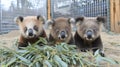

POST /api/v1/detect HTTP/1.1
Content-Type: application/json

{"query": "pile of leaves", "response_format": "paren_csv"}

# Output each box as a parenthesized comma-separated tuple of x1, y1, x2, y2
(0, 38, 119, 67)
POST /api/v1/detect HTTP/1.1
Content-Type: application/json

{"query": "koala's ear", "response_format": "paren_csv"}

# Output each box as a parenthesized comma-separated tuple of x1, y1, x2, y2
(37, 15, 46, 24)
(75, 16, 84, 24)
(14, 16, 24, 24)
(46, 19, 55, 25)
(96, 16, 106, 23)
(45, 19, 55, 29)
(68, 18, 75, 24)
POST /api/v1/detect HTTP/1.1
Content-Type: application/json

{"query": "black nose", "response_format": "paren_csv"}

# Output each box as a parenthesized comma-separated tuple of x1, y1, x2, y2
(87, 30, 92, 39)
(28, 29, 33, 36)
(61, 31, 66, 38)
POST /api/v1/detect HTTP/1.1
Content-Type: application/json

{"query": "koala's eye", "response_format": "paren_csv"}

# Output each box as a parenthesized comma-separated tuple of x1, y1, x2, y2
(93, 28, 97, 32)
(34, 25, 38, 31)
(55, 29, 59, 33)
(83, 28, 87, 33)
(24, 27, 27, 32)
(65, 27, 69, 31)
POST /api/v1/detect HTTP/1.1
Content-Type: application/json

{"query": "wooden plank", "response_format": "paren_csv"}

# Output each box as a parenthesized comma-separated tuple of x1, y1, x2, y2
(118, 0, 120, 33)
(114, 0, 120, 33)
(110, 0, 115, 32)
(47, 0, 51, 20)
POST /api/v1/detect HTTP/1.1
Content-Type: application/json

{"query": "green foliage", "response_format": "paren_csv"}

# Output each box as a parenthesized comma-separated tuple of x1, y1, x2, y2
(0, 37, 119, 67)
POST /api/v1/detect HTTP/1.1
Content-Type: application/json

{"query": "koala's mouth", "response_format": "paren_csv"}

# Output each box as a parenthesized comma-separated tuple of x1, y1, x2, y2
(84, 34, 94, 41)
(58, 36, 66, 41)
(27, 34, 37, 39)
(59, 37, 66, 41)
(85, 37, 93, 41)
(58, 35, 68, 41)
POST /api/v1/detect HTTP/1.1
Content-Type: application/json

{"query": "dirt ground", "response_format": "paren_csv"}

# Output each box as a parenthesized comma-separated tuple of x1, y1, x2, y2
(0, 30, 120, 62)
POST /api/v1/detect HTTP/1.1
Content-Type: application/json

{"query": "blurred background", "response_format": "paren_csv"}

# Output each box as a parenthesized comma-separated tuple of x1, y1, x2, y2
(0, 0, 119, 34)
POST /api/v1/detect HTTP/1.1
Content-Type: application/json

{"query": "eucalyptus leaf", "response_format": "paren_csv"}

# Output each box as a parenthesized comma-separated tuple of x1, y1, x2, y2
(44, 60, 52, 67)
(14, 53, 31, 65)
(0, 37, 119, 67)
(6, 57, 16, 67)
(54, 55, 68, 67)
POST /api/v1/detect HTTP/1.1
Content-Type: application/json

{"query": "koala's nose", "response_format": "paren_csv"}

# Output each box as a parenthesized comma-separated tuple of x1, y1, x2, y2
(61, 31, 66, 38)
(28, 29, 33, 36)
(86, 30, 92, 39)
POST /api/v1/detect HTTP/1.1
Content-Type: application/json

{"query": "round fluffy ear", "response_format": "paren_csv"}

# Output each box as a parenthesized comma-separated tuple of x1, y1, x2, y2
(14, 16, 24, 24)
(68, 18, 75, 24)
(37, 15, 46, 24)
(96, 16, 106, 23)
(75, 16, 84, 24)
(45, 19, 55, 29)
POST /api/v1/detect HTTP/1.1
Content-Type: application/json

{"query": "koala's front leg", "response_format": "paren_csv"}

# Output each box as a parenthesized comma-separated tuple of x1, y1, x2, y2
(18, 35, 28, 48)
(92, 36, 105, 57)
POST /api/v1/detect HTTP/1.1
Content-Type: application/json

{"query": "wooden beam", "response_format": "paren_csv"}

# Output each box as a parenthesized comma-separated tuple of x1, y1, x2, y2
(110, 0, 115, 32)
(115, 0, 120, 33)
(47, 0, 51, 20)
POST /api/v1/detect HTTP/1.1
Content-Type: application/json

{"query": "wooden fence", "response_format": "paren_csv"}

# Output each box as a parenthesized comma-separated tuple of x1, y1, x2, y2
(110, 0, 120, 33)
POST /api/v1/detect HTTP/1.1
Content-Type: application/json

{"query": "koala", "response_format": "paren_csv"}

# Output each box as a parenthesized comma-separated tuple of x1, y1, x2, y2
(46, 17, 75, 45)
(14, 15, 47, 48)
(74, 16, 106, 57)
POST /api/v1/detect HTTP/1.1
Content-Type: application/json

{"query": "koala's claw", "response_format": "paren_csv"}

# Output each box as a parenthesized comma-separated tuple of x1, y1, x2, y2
(81, 49, 90, 52)
(100, 52, 105, 57)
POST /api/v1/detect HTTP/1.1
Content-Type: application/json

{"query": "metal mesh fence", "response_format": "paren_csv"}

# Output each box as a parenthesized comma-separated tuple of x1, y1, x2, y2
(0, 0, 110, 34)
(51, 0, 110, 30)
(0, 0, 47, 34)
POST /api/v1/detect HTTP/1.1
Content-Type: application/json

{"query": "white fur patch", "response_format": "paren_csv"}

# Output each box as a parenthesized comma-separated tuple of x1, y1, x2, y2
(69, 18, 75, 23)
(22, 22, 42, 38)
(83, 34, 95, 41)
(45, 20, 54, 29)
(25, 22, 35, 37)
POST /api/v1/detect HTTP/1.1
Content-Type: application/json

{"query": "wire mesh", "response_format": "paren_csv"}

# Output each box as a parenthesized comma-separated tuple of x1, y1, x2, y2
(0, 0, 47, 34)
(0, 0, 110, 34)
(51, 0, 110, 30)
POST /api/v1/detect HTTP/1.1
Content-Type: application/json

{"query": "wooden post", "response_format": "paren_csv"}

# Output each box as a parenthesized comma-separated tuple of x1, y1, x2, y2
(110, 0, 120, 33)
(47, 0, 51, 20)
(115, 0, 120, 33)
(110, 0, 115, 32)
